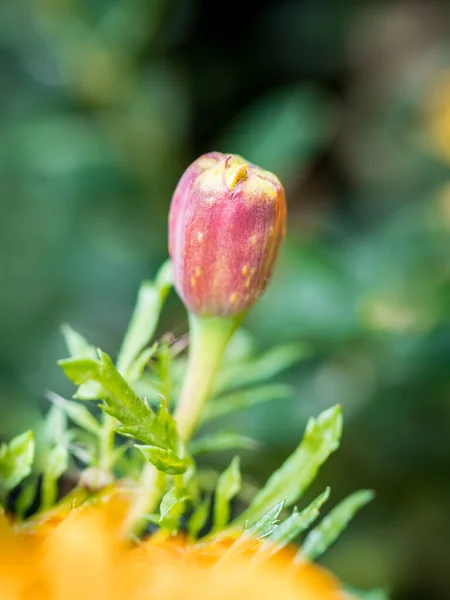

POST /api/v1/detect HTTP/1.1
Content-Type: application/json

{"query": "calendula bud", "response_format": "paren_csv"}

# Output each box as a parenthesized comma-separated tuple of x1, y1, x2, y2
(169, 152, 286, 317)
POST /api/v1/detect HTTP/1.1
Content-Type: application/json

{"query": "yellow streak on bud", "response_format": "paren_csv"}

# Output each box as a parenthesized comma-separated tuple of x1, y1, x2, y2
(195, 266, 201, 277)
(251, 234, 257, 245)
(190, 276, 196, 288)
(225, 162, 248, 191)
(229, 292, 239, 304)
(241, 265, 248, 276)
(197, 232, 204, 242)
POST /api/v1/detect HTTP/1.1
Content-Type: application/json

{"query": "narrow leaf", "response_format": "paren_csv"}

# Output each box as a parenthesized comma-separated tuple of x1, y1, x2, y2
(216, 501, 285, 565)
(159, 486, 189, 531)
(0, 431, 35, 495)
(126, 343, 158, 384)
(236, 405, 342, 526)
(214, 343, 309, 395)
(268, 487, 330, 548)
(190, 433, 258, 456)
(116, 261, 172, 376)
(47, 392, 100, 435)
(213, 456, 241, 531)
(203, 384, 291, 422)
(246, 500, 285, 540)
(302, 489, 375, 560)
(61, 324, 97, 359)
(188, 496, 211, 539)
(41, 444, 69, 509)
(136, 445, 187, 475)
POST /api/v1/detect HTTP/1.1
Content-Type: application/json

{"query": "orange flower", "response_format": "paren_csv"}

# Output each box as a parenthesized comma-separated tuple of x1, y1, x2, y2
(0, 498, 347, 600)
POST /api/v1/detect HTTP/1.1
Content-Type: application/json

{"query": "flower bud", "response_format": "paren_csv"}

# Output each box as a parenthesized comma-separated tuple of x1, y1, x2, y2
(169, 152, 286, 317)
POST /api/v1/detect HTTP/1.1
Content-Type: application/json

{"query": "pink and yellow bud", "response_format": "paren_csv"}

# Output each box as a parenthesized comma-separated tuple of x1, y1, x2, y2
(169, 152, 286, 317)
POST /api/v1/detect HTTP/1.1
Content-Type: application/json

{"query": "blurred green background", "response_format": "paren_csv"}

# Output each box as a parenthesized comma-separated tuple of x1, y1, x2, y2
(1, 1, 449, 598)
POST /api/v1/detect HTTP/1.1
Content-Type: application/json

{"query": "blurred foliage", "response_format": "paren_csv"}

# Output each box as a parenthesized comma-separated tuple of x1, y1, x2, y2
(0, 1, 449, 599)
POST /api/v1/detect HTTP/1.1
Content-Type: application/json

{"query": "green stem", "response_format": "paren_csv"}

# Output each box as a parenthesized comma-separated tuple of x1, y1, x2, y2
(174, 313, 243, 442)
(125, 312, 241, 537)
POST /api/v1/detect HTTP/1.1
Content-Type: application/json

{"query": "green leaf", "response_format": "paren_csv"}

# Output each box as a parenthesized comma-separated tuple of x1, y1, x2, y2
(126, 343, 158, 384)
(188, 496, 211, 539)
(203, 384, 292, 422)
(159, 486, 189, 531)
(61, 324, 97, 359)
(213, 456, 241, 531)
(218, 501, 285, 564)
(236, 405, 342, 526)
(245, 500, 285, 540)
(0, 431, 35, 497)
(268, 488, 330, 547)
(59, 350, 179, 453)
(302, 489, 375, 560)
(190, 433, 258, 456)
(47, 392, 100, 436)
(214, 343, 309, 395)
(135, 445, 187, 475)
(116, 261, 172, 376)
(15, 476, 39, 519)
(41, 444, 69, 510)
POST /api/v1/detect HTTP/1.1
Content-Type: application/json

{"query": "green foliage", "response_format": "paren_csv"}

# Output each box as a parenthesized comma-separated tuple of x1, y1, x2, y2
(41, 444, 69, 510)
(190, 432, 258, 455)
(214, 343, 309, 395)
(236, 405, 342, 526)
(158, 486, 190, 532)
(47, 392, 101, 436)
(302, 490, 375, 560)
(187, 495, 211, 539)
(202, 384, 292, 422)
(116, 261, 172, 377)
(59, 349, 186, 473)
(245, 500, 285, 540)
(136, 445, 186, 475)
(0, 431, 35, 501)
(268, 487, 330, 547)
(213, 456, 241, 531)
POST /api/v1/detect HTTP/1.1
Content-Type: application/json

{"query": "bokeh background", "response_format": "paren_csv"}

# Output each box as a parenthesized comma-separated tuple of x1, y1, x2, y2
(1, 1, 449, 598)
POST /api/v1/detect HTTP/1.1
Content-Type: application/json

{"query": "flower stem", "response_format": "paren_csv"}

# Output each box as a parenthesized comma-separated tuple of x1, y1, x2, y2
(125, 312, 241, 537)
(174, 313, 243, 441)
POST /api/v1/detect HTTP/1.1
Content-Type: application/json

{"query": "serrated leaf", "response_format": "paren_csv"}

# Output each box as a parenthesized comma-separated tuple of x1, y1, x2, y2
(203, 384, 291, 422)
(213, 456, 241, 531)
(190, 433, 258, 456)
(217, 501, 285, 565)
(0, 431, 35, 497)
(136, 445, 187, 475)
(47, 392, 100, 435)
(59, 350, 179, 453)
(188, 495, 211, 539)
(301, 489, 375, 560)
(61, 324, 97, 359)
(126, 343, 158, 384)
(268, 487, 330, 548)
(116, 261, 172, 377)
(213, 343, 309, 395)
(236, 405, 342, 526)
(159, 486, 189, 531)
(246, 500, 285, 539)
(41, 444, 69, 509)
